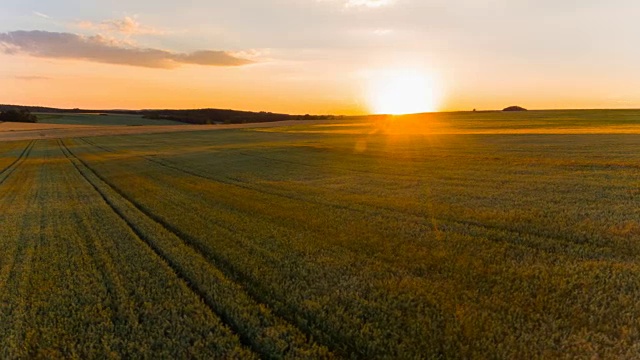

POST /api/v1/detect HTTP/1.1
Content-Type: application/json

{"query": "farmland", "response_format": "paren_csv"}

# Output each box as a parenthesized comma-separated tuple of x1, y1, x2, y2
(34, 113, 185, 126)
(1, 110, 639, 358)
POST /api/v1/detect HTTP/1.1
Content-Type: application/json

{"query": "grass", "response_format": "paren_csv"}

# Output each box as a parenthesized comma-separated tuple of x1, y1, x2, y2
(34, 113, 185, 126)
(261, 109, 640, 135)
(0, 110, 639, 358)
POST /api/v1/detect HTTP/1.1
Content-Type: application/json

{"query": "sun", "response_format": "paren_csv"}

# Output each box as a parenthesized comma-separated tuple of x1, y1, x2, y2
(367, 69, 438, 115)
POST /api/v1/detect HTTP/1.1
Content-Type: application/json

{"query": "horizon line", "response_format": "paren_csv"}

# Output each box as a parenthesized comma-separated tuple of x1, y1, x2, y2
(2, 102, 640, 117)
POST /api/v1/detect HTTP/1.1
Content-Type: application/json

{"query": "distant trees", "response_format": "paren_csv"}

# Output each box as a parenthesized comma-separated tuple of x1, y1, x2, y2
(141, 109, 338, 125)
(0, 108, 38, 123)
(503, 106, 527, 112)
(0, 104, 341, 125)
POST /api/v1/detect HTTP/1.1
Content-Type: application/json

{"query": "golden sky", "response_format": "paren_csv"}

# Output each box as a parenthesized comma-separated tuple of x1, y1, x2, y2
(1, 1, 639, 114)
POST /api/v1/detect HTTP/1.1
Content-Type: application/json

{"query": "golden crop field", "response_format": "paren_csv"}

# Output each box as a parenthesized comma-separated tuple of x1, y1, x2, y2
(1, 110, 639, 358)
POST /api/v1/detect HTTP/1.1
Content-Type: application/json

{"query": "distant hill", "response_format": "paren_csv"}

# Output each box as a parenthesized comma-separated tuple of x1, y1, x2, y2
(141, 109, 340, 125)
(0, 104, 139, 115)
(0, 104, 340, 125)
(503, 106, 527, 112)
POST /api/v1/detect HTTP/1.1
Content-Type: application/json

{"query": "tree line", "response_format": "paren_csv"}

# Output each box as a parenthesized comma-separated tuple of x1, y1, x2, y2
(141, 109, 341, 125)
(0, 108, 38, 123)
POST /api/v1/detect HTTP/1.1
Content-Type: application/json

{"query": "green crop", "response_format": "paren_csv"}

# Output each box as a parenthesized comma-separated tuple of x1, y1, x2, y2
(1, 111, 639, 358)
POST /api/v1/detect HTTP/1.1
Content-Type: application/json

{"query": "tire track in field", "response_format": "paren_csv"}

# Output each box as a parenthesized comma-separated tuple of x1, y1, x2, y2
(79, 216, 141, 333)
(78, 139, 358, 345)
(76, 139, 471, 356)
(0, 143, 43, 356)
(80, 137, 373, 215)
(79, 138, 592, 259)
(230, 151, 622, 251)
(77, 139, 514, 236)
(0, 140, 35, 186)
(81, 139, 364, 272)
(238, 150, 416, 178)
(0, 193, 38, 303)
(75, 138, 594, 355)
(0, 141, 38, 298)
(77, 137, 616, 354)
(2, 193, 42, 355)
(162, 152, 602, 256)
(76, 141, 480, 357)
(55, 146, 141, 335)
(58, 140, 257, 355)
(60, 140, 333, 360)
(77, 139, 367, 358)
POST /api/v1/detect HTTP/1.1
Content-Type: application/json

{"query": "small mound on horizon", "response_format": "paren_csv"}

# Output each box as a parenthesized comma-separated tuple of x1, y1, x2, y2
(503, 106, 527, 112)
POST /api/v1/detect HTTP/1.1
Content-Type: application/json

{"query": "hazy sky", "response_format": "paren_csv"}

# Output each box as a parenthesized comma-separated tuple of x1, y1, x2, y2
(1, 0, 639, 114)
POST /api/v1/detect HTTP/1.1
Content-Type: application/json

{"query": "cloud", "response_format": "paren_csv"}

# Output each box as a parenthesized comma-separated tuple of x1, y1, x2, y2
(76, 16, 163, 35)
(0, 30, 253, 69)
(33, 11, 51, 19)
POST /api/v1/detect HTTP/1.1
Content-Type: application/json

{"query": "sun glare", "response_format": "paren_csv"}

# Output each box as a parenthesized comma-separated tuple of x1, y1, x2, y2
(367, 69, 438, 115)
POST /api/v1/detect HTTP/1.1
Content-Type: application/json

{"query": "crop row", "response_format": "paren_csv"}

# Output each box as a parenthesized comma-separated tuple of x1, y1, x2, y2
(61, 139, 333, 359)
(75, 131, 640, 358)
(73, 137, 526, 357)
(0, 140, 253, 358)
(0, 140, 35, 186)
(83, 133, 639, 260)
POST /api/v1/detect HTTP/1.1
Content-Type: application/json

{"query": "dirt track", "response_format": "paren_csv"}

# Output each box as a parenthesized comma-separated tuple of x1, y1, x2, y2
(0, 120, 329, 141)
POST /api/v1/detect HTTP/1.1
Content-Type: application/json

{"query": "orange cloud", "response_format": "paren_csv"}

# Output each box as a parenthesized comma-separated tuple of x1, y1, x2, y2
(76, 16, 164, 35)
(0, 30, 253, 69)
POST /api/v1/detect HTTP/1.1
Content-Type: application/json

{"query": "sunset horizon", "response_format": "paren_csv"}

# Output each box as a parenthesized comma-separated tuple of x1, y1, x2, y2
(1, 2, 640, 358)
(3, 1, 640, 115)
(4, 100, 640, 116)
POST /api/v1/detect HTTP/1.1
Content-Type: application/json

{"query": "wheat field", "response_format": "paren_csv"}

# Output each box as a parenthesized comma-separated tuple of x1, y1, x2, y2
(1, 111, 639, 358)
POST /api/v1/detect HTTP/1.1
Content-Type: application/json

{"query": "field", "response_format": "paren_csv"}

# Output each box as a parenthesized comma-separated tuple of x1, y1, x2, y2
(0, 119, 328, 142)
(1, 110, 639, 358)
(35, 113, 185, 126)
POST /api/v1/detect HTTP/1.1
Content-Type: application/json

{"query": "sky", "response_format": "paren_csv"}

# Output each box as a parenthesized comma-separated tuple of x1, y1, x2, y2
(1, 0, 640, 114)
